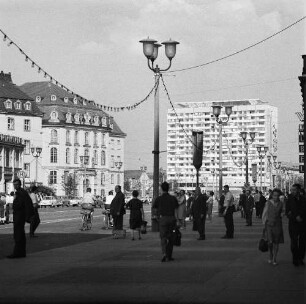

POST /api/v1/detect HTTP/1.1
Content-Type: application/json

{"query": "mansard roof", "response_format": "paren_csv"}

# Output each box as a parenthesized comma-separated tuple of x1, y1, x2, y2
(0, 71, 43, 117)
(19, 81, 126, 137)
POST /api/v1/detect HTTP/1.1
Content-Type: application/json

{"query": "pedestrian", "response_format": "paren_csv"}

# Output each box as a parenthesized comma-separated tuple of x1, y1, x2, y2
(258, 191, 266, 219)
(245, 189, 255, 226)
(206, 191, 214, 221)
(221, 185, 235, 239)
(262, 188, 284, 266)
(254, 190, 260, 218)
(186, 192, 194, 221)
(5, 192, 14, 224)
(0, 193, 5, 224)
(153, 181, 179, 262)
(110, 185, 125, 231)
(103, 190, 114, 229)
(286, 183, 306, 267)
(7, 178, 34, 259)
(126, 190, 145, 241)
(192, 187, 207, 240)
(29, 186, 40, 237)
(176, 190, 186, 229)
(239, 189, 246, 218)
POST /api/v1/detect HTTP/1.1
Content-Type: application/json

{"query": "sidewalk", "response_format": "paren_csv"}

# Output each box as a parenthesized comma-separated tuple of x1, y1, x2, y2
(0, 214, 304, 304)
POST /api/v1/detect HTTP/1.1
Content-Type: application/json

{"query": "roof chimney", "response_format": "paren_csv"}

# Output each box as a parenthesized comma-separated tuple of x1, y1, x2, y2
(0, 71, 12, 83)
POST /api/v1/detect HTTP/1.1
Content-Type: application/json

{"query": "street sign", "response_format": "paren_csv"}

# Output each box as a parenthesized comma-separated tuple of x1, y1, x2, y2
(299, 155, 304, 163)
(299, 131, 304, 143)
(299, 144, 304, 153)
(299, 123, 304, 131)
(17, 170, 26, 179)
(299, 165, 305, 174)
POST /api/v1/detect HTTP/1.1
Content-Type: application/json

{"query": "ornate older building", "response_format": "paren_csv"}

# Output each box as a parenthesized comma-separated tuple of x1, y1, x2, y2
(20, 82, 126, 197)
(0, 71, 43, 192)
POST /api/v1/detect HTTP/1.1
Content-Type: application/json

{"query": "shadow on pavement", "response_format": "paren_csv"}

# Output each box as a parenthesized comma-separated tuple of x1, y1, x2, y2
(0, 232, 110, 259)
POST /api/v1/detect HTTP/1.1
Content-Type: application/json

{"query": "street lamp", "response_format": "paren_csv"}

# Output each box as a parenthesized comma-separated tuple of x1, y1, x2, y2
(31, 146, 42, 185)
(267, 154, 281, 188)
(80, 155, 89, 194)
(212, 105, 233, 198)
(256, 146, 269, 192)
(240, 131, 256, 187)
(140, 36, 179, 232)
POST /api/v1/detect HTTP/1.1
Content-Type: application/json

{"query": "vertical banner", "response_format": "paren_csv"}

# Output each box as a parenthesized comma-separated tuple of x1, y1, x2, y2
(252, 163, 257, 183)
(192, 131, 204, 170)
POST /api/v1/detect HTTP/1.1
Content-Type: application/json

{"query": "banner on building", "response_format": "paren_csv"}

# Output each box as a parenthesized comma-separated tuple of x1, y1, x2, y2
(251, 164, 257, 183)
(192, 131, 203, 170)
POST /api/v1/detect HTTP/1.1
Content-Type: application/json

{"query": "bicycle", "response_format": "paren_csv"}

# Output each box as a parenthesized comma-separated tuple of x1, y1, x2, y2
(80, 209, 94, 231)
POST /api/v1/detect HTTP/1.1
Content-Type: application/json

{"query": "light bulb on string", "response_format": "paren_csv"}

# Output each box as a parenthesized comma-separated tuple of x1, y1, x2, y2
(3, 35, 7, 42)
(25, 56, 28, 62)
(7, 41, 13, 46)
(31, 62, 35, 68)
(38, 67, 41, 73)
(44, 72, 47, 78)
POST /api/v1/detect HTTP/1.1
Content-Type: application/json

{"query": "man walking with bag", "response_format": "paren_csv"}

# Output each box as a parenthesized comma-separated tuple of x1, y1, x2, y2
(153, 182, 179, 262)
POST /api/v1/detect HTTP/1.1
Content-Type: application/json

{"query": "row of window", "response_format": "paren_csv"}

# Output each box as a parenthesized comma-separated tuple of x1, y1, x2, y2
(4, 100, 32, 111)
(7, 118, 31, 131)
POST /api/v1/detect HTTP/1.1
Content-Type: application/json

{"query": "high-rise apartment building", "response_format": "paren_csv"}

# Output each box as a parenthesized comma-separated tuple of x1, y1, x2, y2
(167, 99, 278, 193)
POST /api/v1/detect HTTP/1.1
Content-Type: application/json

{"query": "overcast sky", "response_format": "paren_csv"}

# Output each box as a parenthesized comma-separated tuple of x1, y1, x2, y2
(0, 0, 305, 171)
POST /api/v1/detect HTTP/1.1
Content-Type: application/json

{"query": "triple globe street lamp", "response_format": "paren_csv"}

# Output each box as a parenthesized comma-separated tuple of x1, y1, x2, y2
(267, 154, 281, 188)
(256, 146, 269, 192)
(139, 37, 179, 232)
(31, 146, 42, 185)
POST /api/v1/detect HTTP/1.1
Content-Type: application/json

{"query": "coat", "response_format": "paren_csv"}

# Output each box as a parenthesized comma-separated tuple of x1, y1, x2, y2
(110, 191, 125, 217)
(245, 195, 254, 212)
(176, 195, 186, 220)
(191, 194, 207, 219)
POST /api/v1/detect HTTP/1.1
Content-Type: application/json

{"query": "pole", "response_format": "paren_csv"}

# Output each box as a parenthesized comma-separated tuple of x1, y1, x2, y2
(35, 157, 38, 186)
(152, 73, 160, 232)
(260, 157, 263, 192)
(196, 169, 199, 188)
(218, 124, 223, 197)
(245, 143, 249, 186)
(84, 165, 87, 195)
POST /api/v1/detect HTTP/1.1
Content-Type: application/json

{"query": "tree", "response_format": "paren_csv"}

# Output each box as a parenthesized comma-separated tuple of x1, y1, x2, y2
(61, 173, 78, 197)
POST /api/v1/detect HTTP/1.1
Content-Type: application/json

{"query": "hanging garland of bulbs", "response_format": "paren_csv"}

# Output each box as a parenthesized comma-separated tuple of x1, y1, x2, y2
(0, 29, 158, 112)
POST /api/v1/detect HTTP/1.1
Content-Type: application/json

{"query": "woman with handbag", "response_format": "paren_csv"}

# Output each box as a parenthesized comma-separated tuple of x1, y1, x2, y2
(126, 190, 144, 241)
(262, 188, 284, 266)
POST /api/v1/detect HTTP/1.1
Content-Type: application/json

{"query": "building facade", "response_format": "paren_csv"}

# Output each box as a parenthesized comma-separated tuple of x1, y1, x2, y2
(0, 71, 43, 193)
(20, 82, 126, 197)
(167, 99, 278, 192)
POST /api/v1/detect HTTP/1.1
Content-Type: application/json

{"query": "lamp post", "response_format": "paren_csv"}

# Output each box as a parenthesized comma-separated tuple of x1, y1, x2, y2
(240, 131, 256, 187)
(80, 155, 89, 194)
(140, 37, 179, 232)
(267, 155, 281, 189)
(30, 146, 42, 186)
(256, 146, 269, 192)
(212, 105, 233, 198)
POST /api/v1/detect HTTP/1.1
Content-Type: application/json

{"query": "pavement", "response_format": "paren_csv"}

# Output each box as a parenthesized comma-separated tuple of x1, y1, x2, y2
(0, 211, 305, 304)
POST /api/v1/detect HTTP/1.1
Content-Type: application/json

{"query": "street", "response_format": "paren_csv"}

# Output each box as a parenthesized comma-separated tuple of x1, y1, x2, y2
(0, 209, 304, 304)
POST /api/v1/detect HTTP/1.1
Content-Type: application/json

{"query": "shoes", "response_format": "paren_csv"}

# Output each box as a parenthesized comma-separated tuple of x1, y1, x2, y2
(197, 236, 205, 240)
(273, 261, 278, 266)
(7, 254, 26, 259)
(161, 255, 167, 263)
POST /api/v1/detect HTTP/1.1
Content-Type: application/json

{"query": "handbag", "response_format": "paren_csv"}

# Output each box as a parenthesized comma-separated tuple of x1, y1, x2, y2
(258, 228, 268, 252)
(172, 228, 182, 246)
(140, 221, 147, 234)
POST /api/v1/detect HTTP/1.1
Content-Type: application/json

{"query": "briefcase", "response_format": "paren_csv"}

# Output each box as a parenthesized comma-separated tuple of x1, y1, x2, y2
(112, 229, 126, 239)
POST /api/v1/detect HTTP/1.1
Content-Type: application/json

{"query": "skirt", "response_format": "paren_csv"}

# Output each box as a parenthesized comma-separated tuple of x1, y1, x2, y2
(129, 218, 142, 230)
(266, 221, 284, 244)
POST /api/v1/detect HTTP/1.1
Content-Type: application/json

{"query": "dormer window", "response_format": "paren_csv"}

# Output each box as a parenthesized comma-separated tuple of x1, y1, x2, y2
(64, 97, 69, 103)
(36, 96, 41, 103)
(66, 112, 72, 123)
(83, 100, 86, 106)
(50, 110, 59, 121)
(110, 123, 114, 129)
(74, 113, 80, 124)
(4, 99, 12, 109)
(102, 116, 107, 127)
(84, 112, 91, 125)
(24, 101, 31, 111)
(51, 95, 57, 101)
(93, 116, 99, 126)
(14, 100, 21, 110)
(73, 97, 78, 104)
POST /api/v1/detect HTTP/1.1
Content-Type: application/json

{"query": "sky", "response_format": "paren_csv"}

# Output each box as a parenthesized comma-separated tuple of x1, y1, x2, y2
(0, 0, 305, 171)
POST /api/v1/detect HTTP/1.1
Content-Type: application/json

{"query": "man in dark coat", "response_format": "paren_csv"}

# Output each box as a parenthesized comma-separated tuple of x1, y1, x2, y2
(286, 183, 306, 267)
(7, 178, 34, 259)
(192, 187, 207, 240)
(110, 185, 125, 230)
(245, 189, 254, 226)
(153, 182, 179, 262)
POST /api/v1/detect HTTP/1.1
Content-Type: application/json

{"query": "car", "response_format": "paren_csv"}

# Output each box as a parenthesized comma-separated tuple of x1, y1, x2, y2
(39, 196, 57, 208)
(54, 199, 63, 208)
(69, 197, 81, 207)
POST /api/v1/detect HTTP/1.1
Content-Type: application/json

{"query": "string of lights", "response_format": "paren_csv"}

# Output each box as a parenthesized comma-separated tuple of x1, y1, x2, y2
(160, 74, 216, 153)
(0, 28, 158, 112)
(169, 16, 306, 73)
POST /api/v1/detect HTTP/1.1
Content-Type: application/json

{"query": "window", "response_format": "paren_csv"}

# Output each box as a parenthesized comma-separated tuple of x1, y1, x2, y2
(49, 171, 57, 184)
(117, 140, 121, 148)
(101, 173, 105, 185)
(66, 148, 70, 164)
(117, 174, 120, 185)
(64, 97, 69, 103)
(101, 133, 106, 146)
(84, 149, 89, 157)
(4, 99, 12, 109)
(111, 155, 114, 168)
(111, 174, 114, 184)
(74, 113, 80, 123)
(84, 132, 89, 145)
(101, 150, 106, 165)
(24, 140, 30, 154)
(94, 132, 98, 146)
(102, 117, 107, 126)
(84, 113, 90, 124)
(50, 111, 58, 121)
(51, 129, 58, 143)
(73, 97, 78, 104)
(74, 131, 79, 144)
(5, 148, 10, 167)
(94, 150, 98, 165)
(15, 101, 21, 110)
(74, 148, 79, 164)
(66, 130, 71, 144)
(51, 95, 56, 101)
(36, 96, 41, 103)
(24, 101, 31, 110)
(24, 163, 30, 178)
(7, 117, 15, 130)
(50, 147, 58, 163)
(66, 112, 72, 123)
(24, 119, 31, 131)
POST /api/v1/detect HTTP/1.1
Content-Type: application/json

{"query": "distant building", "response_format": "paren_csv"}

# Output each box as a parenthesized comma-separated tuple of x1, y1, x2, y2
(20, 81, 126, 197)
(124, 169, 153, 198)
(0, 71, 43, 192)
(167, 99, 278, 192)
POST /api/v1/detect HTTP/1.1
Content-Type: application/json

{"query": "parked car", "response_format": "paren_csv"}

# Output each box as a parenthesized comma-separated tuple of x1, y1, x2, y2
(69, 197, 81, 207)
(39, 196, 57, 208)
